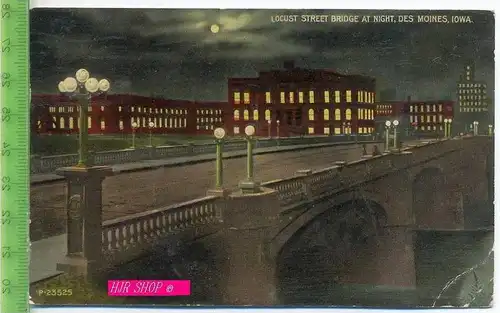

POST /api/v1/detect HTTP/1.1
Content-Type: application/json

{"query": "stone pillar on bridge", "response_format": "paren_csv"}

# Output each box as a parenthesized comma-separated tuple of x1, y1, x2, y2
(54, 166, 113, 280)
(217, 187, 281, 305)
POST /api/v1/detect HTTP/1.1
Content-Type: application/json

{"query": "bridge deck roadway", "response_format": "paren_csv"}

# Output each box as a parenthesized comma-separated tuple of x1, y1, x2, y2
(29, 139, 422, 284)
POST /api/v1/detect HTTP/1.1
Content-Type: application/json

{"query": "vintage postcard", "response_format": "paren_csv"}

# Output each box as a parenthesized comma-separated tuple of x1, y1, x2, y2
(29, 8, 494, 307)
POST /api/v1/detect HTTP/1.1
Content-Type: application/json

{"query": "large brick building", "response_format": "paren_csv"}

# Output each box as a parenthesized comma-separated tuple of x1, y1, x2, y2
(228, 61, 376, 137)
(31, 94, 227, 135)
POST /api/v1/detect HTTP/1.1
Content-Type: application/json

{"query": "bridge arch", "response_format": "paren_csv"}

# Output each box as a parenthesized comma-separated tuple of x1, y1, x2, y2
(275, 197, 390, 305)
(271, 190, 389, 260)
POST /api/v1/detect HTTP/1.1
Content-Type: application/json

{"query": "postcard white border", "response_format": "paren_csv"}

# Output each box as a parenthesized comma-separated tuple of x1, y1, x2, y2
(27, 0, 499, 313)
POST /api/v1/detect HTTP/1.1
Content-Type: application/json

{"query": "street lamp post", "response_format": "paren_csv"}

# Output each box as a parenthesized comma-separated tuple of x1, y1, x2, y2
(384, 120, 391, 153)
(131, 122, 138, 149)
(58, 68, 110, 167)
(488, 124, 493, 136)
(214, 128, 225, 189)
(473, 121, 479, 136)
(276, 120, 280, 138)
(148, 121, 155, 146)
(392, 120, 399, 150)
(267, 119, 271, 138)
(444, 119, 452, 138)
(239, 125, 260, 194)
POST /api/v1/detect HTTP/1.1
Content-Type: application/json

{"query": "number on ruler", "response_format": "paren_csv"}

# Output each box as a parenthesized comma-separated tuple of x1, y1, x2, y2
(1, 142, 10, 156)
(2, 279, 11, 294)
(2, 176, 10, 191)
(1, 108, 10, 122)
(1, 210, 10, 225)
(1, 246, 11, 258)
(1, 72, 10, 88)
(1, 4, 10, 19)
(1, 37, 10, 53)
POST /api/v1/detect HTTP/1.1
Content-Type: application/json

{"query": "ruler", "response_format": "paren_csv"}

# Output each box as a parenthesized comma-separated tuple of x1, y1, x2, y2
(0, 0, 30, 311)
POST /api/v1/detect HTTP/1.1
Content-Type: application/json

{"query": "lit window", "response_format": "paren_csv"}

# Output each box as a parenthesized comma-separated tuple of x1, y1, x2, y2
(234, 110, 240, 121)
(265, 109, 271, 121)
(253, 110, 259, 120)
(335, 91, 340, 103)
(243, 109, 249, 120)
(308, 127, 315, 134)
(426, 105, 430, 112)
(323, 127, 330, 135)
(119, 120, 124, 130)
(309, 91, 315, 103)
(289, 92, 294, 103)
(69, 117, 74, 129)
(119, 106, 122, 112)
(364, 91, 368, 103)
(243, 92, 250, 104)
(233, 126, 240, 134)
(299, 92, 304, 103)
(357, 91, 362, 102)
(100, 106, 104, 112)
(346, 108, 352, 120)
(426, 116, 431, 123)
(131, 107, 135, 112)
(410, 116, 414, 123)
(438, 104, 442, 112)
(59, 117, 65, 129)
(138, 107, 141, 113)
(265, 92, 271, 104)
(323, 109, 329, 121)
(234, 92, 241, 104)
(87, 117, 92, 129)
(308, 109, 315, 121)
(335, 109, 341, 121)
(439, 115, 443, 122)
(100, 118, 105, 130)
(346, 90, 352, 103)
(420, 105, 424, 112)
(358, 127, 364, 134)
(334, 127, 341, 134)
(280, 92, 285, 104)
(410, 106, 413, 113)
(324, 91, 330, 103)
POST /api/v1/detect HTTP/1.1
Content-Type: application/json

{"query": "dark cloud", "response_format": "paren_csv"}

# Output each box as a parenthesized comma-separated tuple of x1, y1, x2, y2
(30, 9, 494, 102)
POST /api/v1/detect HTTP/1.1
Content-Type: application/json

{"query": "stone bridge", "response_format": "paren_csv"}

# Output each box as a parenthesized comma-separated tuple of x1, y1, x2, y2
(53, 136, 493, 306)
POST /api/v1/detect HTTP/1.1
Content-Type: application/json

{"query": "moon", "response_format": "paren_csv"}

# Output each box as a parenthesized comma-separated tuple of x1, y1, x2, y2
(210, 24, 220, 33)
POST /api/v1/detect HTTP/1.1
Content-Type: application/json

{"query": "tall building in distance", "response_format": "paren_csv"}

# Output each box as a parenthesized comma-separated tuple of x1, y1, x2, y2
(228, 61, 376, 137)
(456, 63, 489, 133)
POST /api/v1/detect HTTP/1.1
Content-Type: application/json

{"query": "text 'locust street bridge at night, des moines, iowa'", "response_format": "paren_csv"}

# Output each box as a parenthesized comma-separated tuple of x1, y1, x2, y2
(29, 135, 493, 307)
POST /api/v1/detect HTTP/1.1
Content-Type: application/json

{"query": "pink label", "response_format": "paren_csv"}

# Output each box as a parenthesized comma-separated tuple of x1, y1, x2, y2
(107, 280, 191, 296)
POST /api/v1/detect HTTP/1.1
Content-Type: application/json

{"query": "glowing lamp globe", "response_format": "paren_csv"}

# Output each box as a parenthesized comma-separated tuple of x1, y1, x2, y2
(393, 120, 399, 126)
(58, 81, 66, 93)
(149, 122, 155, 128)
(62, 77, 78, 93)
(132, 122, 138, 128)
(245, 125, 256, 136)
(98, 79, 110, 92)
(214, 127, 226, 139)
(85, 78, 99, 93)
(75, 68, 90, 83)
(385, 120, 391, 127)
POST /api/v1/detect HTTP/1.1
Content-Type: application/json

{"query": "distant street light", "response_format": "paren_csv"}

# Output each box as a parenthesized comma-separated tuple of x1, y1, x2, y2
(384, 120, 391, 153)
(239, 125, 260, 193)
(444, 118, 452, 138)
(276, 120, 281, 138)
(488, 124, 493, 137)
(392, 119, 399, 149)
(213, 127, 226, 190)
(473, 121, 479, 136)
(58, 68, 110, 167)
(148, 121, 155, 146)
(131, 122, 138, 149)
(267, 119, 272, 138)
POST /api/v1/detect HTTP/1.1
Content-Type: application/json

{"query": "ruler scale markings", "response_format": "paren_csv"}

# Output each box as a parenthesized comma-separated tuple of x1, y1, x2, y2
(0, 0, 30, 312)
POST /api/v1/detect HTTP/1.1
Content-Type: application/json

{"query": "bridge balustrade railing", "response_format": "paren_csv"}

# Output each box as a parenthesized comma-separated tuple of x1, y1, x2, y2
(262, 176, 309, 207)
(100, 195, 222, 267)
(31, 136, 378, 174)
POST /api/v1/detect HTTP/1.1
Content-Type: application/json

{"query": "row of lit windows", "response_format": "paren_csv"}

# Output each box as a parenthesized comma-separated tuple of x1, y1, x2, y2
(196, 125, 215, 131)
(196, 109, 222, 115)
(130, 107, 187, 115)
(416, 125, 443, 131)
(233, 108, 374, 122)
(409, 104, 443, 113)
(459, 95, 487, 100)
(460, 101, 487, 107)
(459, 108, 488, 113)
(376, 110, 392, 115)
(410, 115, 444, 123)
(308, 126, 374, 135)
(196, 117, 222, 123)
(376, 104, 391, 110)
(130, 117, 187, 129)
(458, 89, 486, 94)
(234, 90, 375, 105)
(458, 83, 485, 88)
(50, 116, 97, 130)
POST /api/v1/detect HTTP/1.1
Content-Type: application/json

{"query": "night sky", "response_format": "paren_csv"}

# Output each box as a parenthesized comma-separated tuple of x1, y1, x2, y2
(30, 9, 494, 102)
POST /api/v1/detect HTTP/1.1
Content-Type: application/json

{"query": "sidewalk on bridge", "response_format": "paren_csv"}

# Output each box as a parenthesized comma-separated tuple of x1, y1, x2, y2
(31, 141, 369, 185)
(30, 234, 66, 284)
